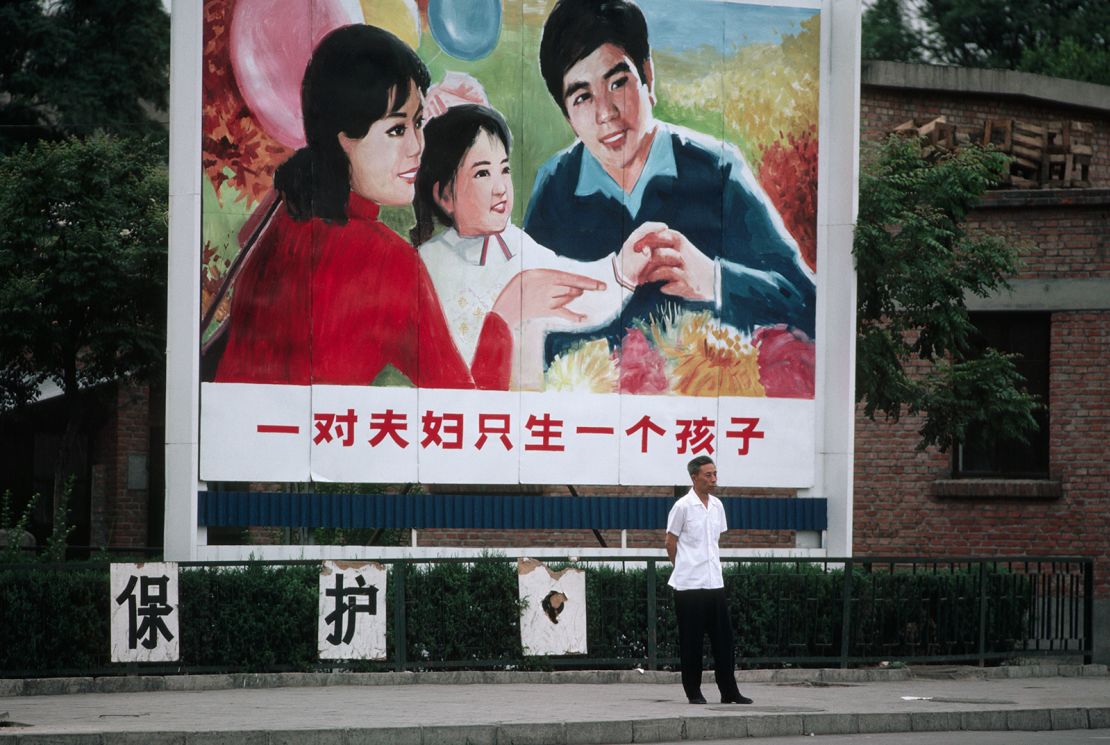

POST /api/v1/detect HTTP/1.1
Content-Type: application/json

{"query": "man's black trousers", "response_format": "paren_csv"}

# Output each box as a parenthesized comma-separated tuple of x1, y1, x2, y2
(674, 587, 742, 701)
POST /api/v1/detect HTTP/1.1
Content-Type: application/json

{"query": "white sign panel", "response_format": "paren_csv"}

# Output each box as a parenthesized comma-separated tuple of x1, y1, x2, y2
(110, 562, 180, 663)
(200, 383, 815, 487)
(318, 560, 387, 660)
(518, 558, 587, 656)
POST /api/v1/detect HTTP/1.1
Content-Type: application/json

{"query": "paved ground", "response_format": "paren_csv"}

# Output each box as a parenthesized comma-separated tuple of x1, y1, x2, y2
(1, 665, 1108, 743)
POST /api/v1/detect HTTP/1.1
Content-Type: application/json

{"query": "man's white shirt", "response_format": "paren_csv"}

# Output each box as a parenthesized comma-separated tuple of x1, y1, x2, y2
(666, 489, 727, 590)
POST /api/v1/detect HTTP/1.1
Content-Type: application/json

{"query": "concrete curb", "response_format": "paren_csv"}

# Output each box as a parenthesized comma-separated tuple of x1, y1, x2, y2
(4, 708, 1110, 744)
(2, 664, 1106, 698)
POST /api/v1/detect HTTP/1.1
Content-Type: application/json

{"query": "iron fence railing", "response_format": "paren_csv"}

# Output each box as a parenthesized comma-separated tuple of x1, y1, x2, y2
(0, 555, 1093, 677)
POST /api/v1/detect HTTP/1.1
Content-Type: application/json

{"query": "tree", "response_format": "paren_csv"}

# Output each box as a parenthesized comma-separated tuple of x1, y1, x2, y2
(918, 0, 1110, 84)
(853, 135, 1039, 452)
(862, 0, 925, 63)
(1018, 36, 1110, 87)
(0, 0, 170, 152)
(0, 133, 167, 508)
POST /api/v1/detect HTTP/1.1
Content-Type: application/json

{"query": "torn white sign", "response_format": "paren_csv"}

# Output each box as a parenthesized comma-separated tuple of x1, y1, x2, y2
(110, 562, 180, 663)
(318, 560, 387, 660)
(517, 558, 587, 656)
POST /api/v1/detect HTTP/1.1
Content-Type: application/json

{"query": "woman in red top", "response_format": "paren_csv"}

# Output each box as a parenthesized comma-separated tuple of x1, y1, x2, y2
(215, 25, 516, 388)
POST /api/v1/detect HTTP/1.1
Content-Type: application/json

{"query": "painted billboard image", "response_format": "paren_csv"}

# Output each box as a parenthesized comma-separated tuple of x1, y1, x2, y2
(198, 0, 821, 486)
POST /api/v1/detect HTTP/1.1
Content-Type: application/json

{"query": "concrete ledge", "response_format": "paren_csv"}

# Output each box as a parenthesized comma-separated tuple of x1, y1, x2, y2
(1007, 708, 1053, 730)
(745, 714, 806, 737)
(683, 716, 747, 740)
(565, 720, 634, 745)
(911, 711, 963, 731)
(861, 61, 1110, 114)
(803, 713, 858, 735)
(5, 707, 1110, 744)
(270, 732, 345, 745)
(346, 727, 420, 745)
(1051, 708, 1092, 730)
(5, 665, 1107, 697)
(630, 717, 684, 742)
(423, 724, 496, 745)
(1089, 708, 1110, 728)
(497, 722, 566, 745)
(860, 712, 913, 732)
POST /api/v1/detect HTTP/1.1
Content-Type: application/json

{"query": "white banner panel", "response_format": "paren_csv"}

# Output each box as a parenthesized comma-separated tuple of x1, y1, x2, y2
(414, 388, 522, 484)
(311, 386, 419, 483)
(318, 560, 387, 660)
(200, 382, 310, 481)
(517, 392, 621, 484)
(518, 558, 587, 656)
(198, 385, 815, 487)
(110, 562, 180, 663)
(717, 396, 816, 487)
(618, 394, 721, 485)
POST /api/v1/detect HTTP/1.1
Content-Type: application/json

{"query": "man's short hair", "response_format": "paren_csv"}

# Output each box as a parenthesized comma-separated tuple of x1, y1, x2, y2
(539, 0, 651, 116)
(687, 455, 714, 477)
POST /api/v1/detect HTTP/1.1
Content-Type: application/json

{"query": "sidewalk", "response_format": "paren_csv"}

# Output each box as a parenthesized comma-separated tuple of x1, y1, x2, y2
(1, 665, 1108, 743)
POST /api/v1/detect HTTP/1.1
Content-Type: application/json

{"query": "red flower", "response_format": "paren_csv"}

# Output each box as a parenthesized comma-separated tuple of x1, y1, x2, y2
(619, 328, 669, 394)
(754, 326, 815, 399)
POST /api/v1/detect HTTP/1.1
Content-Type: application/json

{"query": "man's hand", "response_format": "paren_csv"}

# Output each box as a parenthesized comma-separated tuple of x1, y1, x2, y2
(665, 532, 678, 564)
(628, 224, 716, 302)
(491, 268, 606, 326)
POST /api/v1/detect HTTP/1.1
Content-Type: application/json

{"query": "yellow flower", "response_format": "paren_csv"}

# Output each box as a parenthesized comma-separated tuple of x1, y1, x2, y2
(651, 311, 764, 398)
(545, 339, 618, 393)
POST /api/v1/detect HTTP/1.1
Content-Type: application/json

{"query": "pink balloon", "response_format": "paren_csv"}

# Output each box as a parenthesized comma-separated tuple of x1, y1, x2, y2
(230, 0, 354, 149)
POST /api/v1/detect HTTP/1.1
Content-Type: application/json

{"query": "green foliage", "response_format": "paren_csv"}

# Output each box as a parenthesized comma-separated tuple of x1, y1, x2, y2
(43, 479, 76, 563)
(0, 0, 170, 152)
(0, 560, 1036, 674)
(1, 489, 39, 563)
(179, 564, 320, 670)
(853, 135, 1039, 452)
(1018, 36, 1110, 86)
(405, 561, 524, 665)
(0, 566, 109, 672)
(584, 564, 657, 660)
(918, 0, 1110, 82)
(862, 0, 926, 63)
(0, 133, 168, 411)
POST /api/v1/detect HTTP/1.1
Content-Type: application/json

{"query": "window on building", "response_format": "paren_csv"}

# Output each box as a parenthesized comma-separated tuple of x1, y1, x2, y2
(954, 312, 1050, 479)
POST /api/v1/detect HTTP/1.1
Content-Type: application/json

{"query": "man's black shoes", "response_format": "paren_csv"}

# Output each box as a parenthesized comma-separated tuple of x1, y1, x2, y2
(721, 694, 754, 704)
(688, 695, 708, 704)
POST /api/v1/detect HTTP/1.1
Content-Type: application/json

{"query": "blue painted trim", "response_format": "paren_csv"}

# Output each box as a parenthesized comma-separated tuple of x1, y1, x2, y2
(197, 491, 827, 531)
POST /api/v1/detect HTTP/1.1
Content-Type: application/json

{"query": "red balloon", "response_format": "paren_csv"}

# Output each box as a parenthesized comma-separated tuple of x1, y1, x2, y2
(230, 0, 354, 149)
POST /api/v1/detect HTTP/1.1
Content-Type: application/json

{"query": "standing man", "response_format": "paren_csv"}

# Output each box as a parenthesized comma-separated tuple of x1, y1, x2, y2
(666, 455, 752, 705)
(526, 0, 815, 363)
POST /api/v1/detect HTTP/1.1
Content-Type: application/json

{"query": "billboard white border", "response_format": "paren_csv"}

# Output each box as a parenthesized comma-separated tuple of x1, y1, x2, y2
(164, 0, 860, 561)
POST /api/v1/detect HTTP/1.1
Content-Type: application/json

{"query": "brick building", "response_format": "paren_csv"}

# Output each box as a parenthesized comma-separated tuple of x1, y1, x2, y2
(2, 63, 1107, 656)
(852, 62, 1110, 663)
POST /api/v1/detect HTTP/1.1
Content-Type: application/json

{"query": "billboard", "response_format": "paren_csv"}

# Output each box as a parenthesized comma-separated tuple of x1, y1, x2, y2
(196, 0, 822, 487)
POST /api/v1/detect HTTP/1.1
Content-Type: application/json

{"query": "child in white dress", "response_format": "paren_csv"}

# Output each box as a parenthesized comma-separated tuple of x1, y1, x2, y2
(412, 101, 648, 389)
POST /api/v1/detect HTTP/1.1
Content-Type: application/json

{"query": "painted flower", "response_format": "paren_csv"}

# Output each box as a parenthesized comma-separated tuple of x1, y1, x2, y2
(545, 339, 619, 393)
(619, 328, 669, 394)
(754, 325, 815, 398)
(651, 310, 764, 397)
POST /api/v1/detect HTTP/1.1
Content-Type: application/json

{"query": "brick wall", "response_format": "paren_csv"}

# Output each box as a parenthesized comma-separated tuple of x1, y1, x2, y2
(88, 382, 151, 549)
(860, 88, 1110, 188)
(855, 81, 1110, 597)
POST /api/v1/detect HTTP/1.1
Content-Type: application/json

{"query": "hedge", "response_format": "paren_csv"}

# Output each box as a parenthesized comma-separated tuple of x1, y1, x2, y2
(0, 560, 1033, 675)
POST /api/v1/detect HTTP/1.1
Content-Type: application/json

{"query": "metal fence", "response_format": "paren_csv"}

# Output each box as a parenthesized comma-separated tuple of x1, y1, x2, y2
(0, 555, 1093, 677)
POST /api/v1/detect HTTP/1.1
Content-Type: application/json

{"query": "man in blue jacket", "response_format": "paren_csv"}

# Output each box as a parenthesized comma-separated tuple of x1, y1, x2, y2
(524, 0, 815, 362)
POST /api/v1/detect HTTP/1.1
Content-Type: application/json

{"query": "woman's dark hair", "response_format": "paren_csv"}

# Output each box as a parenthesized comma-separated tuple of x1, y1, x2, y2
(410, 104, 512, 247)
(539, 0, 651, 116)
(274, 24, 430, 222)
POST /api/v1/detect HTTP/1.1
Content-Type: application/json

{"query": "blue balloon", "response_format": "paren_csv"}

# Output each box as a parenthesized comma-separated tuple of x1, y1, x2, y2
(428, 0, 502, 61)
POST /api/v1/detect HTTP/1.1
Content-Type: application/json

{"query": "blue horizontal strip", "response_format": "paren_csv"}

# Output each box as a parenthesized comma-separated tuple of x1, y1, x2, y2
(198, 491, 827, 532)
